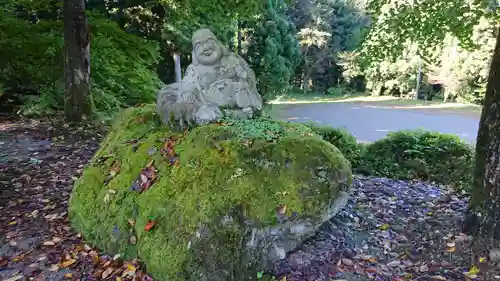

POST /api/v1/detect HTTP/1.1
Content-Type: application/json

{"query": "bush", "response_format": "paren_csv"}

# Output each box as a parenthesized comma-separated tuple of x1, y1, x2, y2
(70, 105, 352, 281)
(305, 123, 362, 168)
(0, 12, 160, 116)
(358, 130, 474, 191)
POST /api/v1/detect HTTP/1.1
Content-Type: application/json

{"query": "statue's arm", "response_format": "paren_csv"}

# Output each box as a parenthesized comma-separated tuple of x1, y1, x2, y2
(182, 64, 200, 92)
(237, 57, 258, 89)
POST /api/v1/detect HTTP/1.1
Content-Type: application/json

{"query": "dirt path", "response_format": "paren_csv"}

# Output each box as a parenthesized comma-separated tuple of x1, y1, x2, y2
(0, 119, 152, 281)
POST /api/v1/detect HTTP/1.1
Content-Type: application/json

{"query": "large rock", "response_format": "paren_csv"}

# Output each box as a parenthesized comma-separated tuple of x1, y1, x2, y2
(69, 105, 352, 281)
(156, 28, 263, 127)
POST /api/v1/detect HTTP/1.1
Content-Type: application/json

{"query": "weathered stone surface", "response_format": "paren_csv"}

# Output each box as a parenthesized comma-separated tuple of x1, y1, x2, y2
(156, 28, 263, 127)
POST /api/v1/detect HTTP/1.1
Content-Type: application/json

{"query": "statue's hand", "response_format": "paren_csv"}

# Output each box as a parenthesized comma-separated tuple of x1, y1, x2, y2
(195, 104, 222, 123)
(240, 71, 247, 80)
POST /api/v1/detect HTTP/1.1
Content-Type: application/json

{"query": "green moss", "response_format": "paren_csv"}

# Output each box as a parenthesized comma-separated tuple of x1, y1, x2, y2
(304, 122, 362, 168)
(69, 104, 351, 281)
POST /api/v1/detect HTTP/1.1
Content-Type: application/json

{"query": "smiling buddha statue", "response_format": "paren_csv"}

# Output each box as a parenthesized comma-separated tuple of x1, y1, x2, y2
(156, 28, 263, 127)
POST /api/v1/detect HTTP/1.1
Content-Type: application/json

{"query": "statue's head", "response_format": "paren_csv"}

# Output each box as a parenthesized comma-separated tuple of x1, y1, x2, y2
(192, 28, 224, 66)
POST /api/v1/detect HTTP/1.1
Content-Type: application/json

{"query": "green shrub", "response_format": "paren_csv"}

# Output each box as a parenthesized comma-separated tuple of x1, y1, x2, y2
(305, 123, 362, 168)
(0, 11, 160, 116)
(358, 130, 474, 191)
(326, 85, 359, 97)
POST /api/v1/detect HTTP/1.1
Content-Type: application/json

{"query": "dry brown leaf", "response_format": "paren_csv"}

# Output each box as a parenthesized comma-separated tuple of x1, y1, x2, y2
(140, 174, 148, 184)
(102, 267, 114, 279)
(341, 258, 353, 266)
(59, 258, 76, 268)
(446, 246, 456, 253)
(365, 267, 377, 274)
(4, 275, 23, 281)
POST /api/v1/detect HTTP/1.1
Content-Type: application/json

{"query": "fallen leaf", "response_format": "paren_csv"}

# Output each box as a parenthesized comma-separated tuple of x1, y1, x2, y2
(465, 265, 480, 277)
(341, 258, 353, 266)
(11, 252, 30, 262)
(365, 267, 377, 274)
(276, 204, 287, 215)
(140, 173, 148, 184)
(387, 260, 400, 267)
(446, 246, 456, 253)
(122, 263, 137, 277)
(110, 160, 121, 177)
(144, 220, 156, 231)
(419, 264, 429, 272)
(4, 275, 23, 281)
(102, 267, 114, 279)
(64, 273, 73, 279)
(379, 223, 390, 230)
(431, 276, 447, 280)
(59, 258, 76, 268)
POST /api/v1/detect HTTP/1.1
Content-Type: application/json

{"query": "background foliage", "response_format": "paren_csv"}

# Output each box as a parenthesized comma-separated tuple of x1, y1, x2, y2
(0, 0, 497, 116)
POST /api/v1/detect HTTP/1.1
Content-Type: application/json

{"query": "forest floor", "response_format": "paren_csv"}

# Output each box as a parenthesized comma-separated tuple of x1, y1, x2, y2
(0, 118, 498, 281)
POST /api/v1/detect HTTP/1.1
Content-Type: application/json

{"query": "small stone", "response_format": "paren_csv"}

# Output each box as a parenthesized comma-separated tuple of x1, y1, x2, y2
(387, 260, 400, 267)
(489, 248, 500, 262)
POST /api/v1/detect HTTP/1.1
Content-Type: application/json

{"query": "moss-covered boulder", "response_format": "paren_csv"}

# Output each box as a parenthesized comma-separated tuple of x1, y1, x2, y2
(69, 105, 352, 281)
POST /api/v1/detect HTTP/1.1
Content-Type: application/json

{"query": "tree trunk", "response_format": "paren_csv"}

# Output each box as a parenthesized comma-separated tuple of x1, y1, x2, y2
(237, 21, 242, 55)
(173, 52, 182, 82)
(302, 46, 309, 95)
(63, 0, 92, 121)
(466, 26, 500, 239)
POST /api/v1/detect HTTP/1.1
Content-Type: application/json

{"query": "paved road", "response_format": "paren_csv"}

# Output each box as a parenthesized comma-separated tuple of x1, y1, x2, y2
(280, 102, 480, 144)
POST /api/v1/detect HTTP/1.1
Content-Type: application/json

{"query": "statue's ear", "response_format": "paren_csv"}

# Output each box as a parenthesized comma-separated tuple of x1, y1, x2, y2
(220, 44, 229, 57)
(191, 50, 198, 66)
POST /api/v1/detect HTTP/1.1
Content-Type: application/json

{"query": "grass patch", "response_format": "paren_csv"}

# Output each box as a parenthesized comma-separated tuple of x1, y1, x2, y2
(269, 87, 366, 104)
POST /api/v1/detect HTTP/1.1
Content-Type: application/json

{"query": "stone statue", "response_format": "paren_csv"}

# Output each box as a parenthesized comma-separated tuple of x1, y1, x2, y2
(156, 28, 263, 127)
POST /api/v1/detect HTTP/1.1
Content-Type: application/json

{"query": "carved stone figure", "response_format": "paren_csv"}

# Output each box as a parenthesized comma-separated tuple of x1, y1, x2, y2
(156, 28, 263, 127)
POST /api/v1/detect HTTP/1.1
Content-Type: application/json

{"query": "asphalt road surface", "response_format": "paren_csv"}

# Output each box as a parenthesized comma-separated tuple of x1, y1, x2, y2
(280, 102, 480, 144)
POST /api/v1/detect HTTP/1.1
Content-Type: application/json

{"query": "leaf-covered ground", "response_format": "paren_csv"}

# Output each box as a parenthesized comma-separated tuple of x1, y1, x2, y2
(0, 118, 498, 281)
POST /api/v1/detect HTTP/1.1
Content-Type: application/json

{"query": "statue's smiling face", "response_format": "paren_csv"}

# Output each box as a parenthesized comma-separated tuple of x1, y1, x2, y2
(194, 38, 222, 65)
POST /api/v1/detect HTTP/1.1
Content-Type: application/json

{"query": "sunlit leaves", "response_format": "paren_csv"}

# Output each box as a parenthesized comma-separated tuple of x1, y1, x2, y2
(297, 27, 331, 47)
(361, 0, 492, 63)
